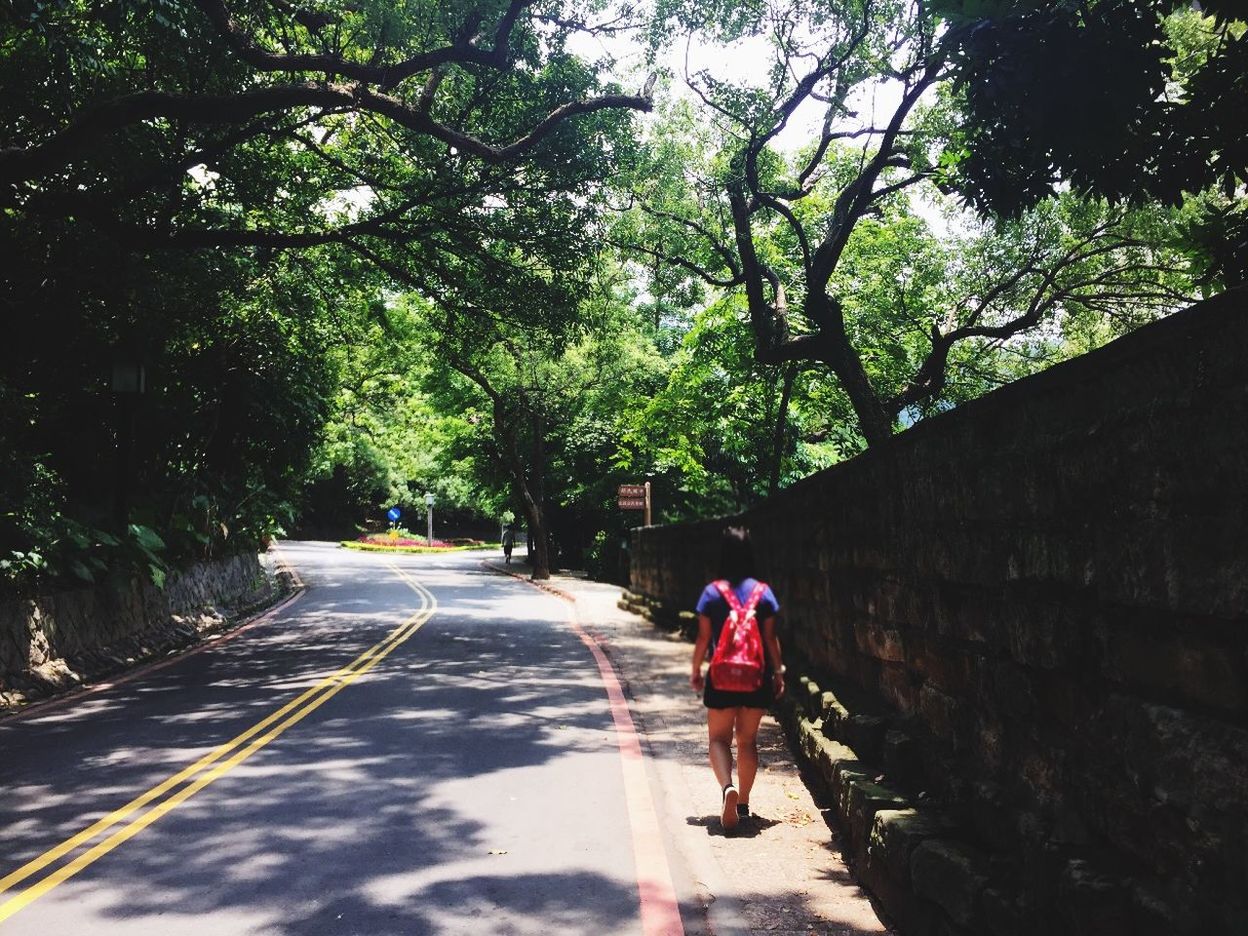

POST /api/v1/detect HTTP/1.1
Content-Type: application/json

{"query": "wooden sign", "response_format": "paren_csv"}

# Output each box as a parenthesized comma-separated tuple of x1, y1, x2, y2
(617, 482, 652, 524)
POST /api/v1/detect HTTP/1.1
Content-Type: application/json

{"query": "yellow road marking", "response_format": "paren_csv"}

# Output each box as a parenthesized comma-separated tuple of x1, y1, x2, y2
(0, 574, 429, 897)
(0, 561, 436, 923)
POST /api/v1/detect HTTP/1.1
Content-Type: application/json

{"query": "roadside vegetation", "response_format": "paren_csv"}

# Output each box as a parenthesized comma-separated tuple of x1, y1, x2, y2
(2, 0, 1243, 586)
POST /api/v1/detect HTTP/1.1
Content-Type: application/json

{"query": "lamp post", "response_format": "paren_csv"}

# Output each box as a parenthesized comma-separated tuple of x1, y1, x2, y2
(424, 492, 435, 546)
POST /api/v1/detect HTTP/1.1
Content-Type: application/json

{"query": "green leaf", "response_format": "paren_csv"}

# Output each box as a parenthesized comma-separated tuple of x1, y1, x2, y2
(128, 524, 166, 552)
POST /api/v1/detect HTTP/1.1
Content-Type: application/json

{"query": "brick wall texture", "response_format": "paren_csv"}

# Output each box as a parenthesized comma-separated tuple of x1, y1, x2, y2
(629, 289, 1248, 935)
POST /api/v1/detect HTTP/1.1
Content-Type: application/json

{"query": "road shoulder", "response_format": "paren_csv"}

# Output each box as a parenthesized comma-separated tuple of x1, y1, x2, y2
(484, 561, 895, 936)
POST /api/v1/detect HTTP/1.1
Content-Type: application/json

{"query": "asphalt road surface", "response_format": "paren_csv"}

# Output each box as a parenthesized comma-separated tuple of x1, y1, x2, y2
(0, 542, 693, 935)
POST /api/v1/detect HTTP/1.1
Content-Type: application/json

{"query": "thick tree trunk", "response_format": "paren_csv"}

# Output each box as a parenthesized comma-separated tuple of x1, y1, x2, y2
(834, 354, 893, 446)
(808, 294, 894, 448)
(767, 364, 797, 496)
(481, 393, 549, 579)
(756, 326, 894, 448)
(517, 486, 550, 580)
(734, 184, 894, 448)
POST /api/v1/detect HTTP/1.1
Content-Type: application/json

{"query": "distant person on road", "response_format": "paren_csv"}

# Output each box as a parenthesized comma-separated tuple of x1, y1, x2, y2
(690, 525, 785, 831)
(502, 525, 516, 565)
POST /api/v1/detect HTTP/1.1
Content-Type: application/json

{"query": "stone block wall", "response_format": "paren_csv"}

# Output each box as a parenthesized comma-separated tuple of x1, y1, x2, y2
(0, 553, 275, 707)
(629, 290, 1248, 935)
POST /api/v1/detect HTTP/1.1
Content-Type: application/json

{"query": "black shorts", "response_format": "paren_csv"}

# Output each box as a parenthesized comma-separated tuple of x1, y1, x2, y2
(703, 670, 774, 710)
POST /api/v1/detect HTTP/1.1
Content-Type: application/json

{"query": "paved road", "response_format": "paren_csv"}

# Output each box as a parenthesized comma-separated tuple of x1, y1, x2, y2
(0, 543, 691, 935)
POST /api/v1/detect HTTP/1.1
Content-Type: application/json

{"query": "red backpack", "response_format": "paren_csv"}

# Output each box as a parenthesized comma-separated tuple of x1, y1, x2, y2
(709, 579, 768, 692)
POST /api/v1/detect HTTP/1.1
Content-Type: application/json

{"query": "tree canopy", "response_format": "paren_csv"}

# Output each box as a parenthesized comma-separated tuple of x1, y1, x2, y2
(1, 0, 1242, 589)
(935, 0, 1247, 212)
(618, 0, 1214, 444)
(0, 0, 653, 588)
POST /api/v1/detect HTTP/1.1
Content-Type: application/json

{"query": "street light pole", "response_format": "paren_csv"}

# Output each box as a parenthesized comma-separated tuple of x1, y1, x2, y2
(425, 492, 435, 546)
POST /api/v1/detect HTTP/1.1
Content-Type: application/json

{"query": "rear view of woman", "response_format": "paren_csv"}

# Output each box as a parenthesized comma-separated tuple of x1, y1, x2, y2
(690, 526, 785, 830)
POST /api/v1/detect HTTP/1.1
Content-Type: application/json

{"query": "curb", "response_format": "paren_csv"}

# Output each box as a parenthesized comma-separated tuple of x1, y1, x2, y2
(479, 559, 751, 936)
(480, 560, 578, 603)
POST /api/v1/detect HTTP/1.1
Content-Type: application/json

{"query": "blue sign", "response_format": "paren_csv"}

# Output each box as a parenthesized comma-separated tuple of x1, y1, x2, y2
(387, 506, 401, 523)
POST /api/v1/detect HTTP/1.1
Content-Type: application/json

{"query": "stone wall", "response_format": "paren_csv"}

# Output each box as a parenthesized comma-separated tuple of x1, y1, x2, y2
(0, 553, 276, 707)
(627, 290, 1248, 935)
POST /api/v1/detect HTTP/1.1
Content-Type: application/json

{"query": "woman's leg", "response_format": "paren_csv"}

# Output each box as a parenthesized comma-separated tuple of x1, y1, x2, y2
(708, 706, 742, 828)
(733, 707, 767, 805)
(707, 707, 738, 789)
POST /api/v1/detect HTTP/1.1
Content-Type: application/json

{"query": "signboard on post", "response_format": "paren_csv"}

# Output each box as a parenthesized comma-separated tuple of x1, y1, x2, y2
(617, 482, 653, 525)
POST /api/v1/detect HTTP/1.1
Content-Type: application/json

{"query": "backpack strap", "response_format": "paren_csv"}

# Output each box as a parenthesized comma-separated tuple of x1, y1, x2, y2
(712, 579, 743, 613)
(714, 580, 768, 615)
(742, 581, 768, 615)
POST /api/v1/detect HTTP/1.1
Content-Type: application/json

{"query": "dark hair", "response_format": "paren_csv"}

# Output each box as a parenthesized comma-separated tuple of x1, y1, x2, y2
(717, 525, 757, 583)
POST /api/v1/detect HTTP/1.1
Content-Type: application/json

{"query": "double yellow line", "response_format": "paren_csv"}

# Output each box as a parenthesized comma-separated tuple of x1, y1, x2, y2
(0, 561, 435, 923)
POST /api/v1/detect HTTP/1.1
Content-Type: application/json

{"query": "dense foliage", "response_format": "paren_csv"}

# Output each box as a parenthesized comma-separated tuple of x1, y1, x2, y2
(618, 0, 1229, 445)
(2, 0, 1242, 589)
(0, 0, 651, 589)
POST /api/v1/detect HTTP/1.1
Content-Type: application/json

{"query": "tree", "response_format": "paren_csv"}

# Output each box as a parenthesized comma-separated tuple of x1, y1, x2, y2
(0, 0, 655, 588)
(623, 1, 1202, 447)
(937, 0, 1248, 287)
(619, 295, 848, 514)
(1, 0, 655, 294)
(0, 228, 374, 592)
(407, 262, 664, 579)
(1, 0, 653, 191)
(935, 1, 1247, 213)
(297, 286, 445, 536)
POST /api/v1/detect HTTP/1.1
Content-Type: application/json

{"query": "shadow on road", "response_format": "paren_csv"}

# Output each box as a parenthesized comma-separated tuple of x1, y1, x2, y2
(1, 549, 889, 934)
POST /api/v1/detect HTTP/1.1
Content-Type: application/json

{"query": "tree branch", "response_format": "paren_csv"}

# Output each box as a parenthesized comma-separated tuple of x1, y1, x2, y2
(807, 58, 944, 294)
(755, 333, 832, 365)
(637, 203, 742, 279)
(611, 239, 743, 289)
(1, 81, 653, 185)
(194, 0, 534, 88)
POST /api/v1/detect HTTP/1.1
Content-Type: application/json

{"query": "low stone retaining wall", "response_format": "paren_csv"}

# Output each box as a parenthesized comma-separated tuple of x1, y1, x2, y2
(0, 553, 278, 709)
(626, 290, 1248, 936)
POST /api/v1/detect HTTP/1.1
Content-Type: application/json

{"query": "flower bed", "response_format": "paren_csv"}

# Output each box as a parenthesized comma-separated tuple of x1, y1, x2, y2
(360, 534, 459, 548)
(341, 534, 495, 555)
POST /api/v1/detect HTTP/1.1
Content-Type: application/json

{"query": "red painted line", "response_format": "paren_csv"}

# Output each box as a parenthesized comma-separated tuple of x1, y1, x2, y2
(2, 571, 305, 724)
(572, 613, 686, 935)
(489, 562, 685, 936)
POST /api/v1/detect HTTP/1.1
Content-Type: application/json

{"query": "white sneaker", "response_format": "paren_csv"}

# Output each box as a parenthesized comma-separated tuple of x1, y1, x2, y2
(721, 785, 739, 830)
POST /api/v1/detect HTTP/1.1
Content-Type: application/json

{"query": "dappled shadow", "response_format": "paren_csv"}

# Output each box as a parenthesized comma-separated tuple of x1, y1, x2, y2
(1, 546, 892, 934)
(0, 556, 653, 933)
(554, 574, 896, 934)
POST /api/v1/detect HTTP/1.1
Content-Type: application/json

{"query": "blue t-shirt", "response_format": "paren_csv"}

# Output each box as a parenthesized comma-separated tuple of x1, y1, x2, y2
(695, 578, 780, 647)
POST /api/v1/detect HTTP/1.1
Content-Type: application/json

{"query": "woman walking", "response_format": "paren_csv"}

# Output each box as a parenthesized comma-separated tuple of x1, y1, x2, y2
(690, 526, 785, 830)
